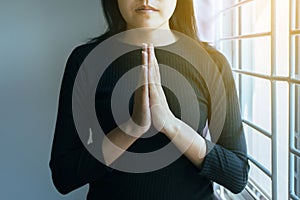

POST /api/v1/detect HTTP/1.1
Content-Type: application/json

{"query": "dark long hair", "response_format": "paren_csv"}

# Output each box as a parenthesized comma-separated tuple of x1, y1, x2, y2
(90, 0, 199, 42)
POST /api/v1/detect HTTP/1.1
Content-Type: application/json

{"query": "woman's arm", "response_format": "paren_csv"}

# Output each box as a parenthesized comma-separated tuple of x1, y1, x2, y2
(50, 45, 151, 194)
(103, 53, 151, 165)
(49, 47, 107, 194)
(196, 45, 249, 194)
(147, 44, 249, 194)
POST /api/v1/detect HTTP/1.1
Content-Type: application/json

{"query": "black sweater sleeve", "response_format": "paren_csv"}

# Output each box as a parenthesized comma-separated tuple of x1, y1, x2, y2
(198, 45, 250, 194)
(49, 46, 107, 195)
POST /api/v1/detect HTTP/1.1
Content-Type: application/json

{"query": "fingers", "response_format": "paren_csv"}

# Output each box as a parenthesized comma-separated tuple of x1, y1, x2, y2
(151, 45, 161, 84)
(141, 43, 168, 108)
(147, 44, 169, 107)
(138, 43, 148, 98)
(148, 44, 161, 84)
(131, 45, 151, 129)
(144, 45, 158, 108)
(142, 43, 148, 67)
(134, 44, 149, 113)
(140, 43, 149, 97)
(134, 65, 149, 110)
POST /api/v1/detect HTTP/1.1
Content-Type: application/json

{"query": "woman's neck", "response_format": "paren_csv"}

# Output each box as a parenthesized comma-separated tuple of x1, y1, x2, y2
(119, 27, 178, 47)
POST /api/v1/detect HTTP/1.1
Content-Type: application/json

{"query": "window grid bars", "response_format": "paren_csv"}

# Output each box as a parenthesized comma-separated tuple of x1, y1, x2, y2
(242, 119, 272, 138)
(289, 0, 300, 199)
(291, 147, 300, 158)
(217, 0, 254, 15)
(291, 29, 300, 35)
(271, 1, 279, 195)
(291, 193, 300, 200)
(233, 69, 300, 84)
(218, 32, 271, 42)
(248, 177, 271, 200)
(248, 154, 272, 177)
(219, 0, 300, 198)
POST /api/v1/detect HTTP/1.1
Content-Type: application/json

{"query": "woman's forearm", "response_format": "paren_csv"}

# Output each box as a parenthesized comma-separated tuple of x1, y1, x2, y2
(102, 121, 145, 166)
(163, 118, 207, 167)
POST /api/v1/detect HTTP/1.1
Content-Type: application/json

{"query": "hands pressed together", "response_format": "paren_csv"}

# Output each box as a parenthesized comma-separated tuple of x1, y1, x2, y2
(103, 43, 206, 167)
(130, 43, 178, 137)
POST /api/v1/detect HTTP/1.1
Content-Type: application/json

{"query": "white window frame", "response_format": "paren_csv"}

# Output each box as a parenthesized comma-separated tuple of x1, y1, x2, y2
(211, 0, 300, 199)
(289, 0, 300, 199)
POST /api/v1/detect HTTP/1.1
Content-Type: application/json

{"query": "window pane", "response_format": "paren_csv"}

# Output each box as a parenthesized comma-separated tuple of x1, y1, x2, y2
(291, 0, 300, 30)
(244, 124, 271, 172)
(220, 40, 239, 69)
(241, 75, 271, 132)
(292, 35, 300, 79)
(219, 37, 271, 74)
(240, 37, 271, 75)
(220, 0, 271, 38)
(222, 0, 239, 8)
(249, 162, 272, 198)
(240, 0, 271, 35)
(220, 5, 238, 38)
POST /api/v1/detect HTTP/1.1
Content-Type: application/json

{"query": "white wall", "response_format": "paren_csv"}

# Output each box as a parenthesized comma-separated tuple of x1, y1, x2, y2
(0, 0, 106, 199)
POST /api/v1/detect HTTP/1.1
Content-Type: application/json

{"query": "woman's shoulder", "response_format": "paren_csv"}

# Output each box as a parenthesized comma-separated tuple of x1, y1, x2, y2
(62, 39, 105, 79)
(199, 42, 230, 67)
(69, 42, 100, 63)
(196, 41, 233, 79)
(68, 33, 110, 64)
(197, 41, 235, 85)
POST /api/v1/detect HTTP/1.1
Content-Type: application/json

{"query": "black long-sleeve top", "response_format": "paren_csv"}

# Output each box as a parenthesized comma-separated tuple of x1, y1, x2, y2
(49, 37, 249, 200)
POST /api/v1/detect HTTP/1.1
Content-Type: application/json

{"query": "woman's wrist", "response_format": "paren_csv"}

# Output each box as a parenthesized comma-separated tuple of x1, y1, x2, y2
(121, 118, 150, 138)
(162, 116, 181, 138)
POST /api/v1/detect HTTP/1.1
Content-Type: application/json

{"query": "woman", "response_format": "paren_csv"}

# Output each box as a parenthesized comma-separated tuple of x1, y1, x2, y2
(49, 0, 249, 199)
